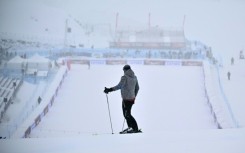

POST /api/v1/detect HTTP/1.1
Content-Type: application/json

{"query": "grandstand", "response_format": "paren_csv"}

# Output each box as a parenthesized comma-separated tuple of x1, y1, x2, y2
(0, 76, 22, 122)
(110, 27, 186, 49)
(0, 55, 59, 138)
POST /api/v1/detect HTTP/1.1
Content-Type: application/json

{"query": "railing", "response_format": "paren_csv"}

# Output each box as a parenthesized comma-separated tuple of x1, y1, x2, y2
(0, 77, 23, 138)
(215, 65, 239, 128)
(11, 66, 68, 138)
(201, 63, 221, 129)
(202, 60, 239, 128)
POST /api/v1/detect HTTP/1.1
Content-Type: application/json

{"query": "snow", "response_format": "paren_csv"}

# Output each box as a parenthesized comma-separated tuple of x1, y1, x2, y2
(0, 80, 48, 138)
(1, 129, 245, 153)
(28, 64, 216, 138)
(219, 59, 245, 127)
(0, 0, 245, 152)
(1, 61, 245, 153)
(202, 61, 238, 128)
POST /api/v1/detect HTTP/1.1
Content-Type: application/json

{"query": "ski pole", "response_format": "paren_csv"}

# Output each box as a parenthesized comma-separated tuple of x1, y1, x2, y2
(122, 102, 126, 131)
(106, 94, 114, 134)
(122, 119, 125, 131)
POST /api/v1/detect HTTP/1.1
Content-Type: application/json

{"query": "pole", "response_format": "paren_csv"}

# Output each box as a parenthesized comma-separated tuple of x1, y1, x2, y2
(115, 12, 119, 32)
(182, 15, 186, 36)
(122, 119, 125, 131)
(121, 102, 126, 131)
(148, 13, 151, 30)
(64, 19, 68, 50)
(106, 94, 114, 134)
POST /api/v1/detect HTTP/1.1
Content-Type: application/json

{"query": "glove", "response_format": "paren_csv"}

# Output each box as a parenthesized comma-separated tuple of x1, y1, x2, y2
(104, 87, 113, 94)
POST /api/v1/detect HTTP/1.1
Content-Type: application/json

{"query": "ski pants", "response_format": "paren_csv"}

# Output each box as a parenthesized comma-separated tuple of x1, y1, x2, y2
(122, 100, 138, 131)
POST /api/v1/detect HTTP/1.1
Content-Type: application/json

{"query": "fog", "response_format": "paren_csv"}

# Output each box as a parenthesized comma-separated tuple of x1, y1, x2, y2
(1, 1, 245, 152)
(1, 0, 245, 59)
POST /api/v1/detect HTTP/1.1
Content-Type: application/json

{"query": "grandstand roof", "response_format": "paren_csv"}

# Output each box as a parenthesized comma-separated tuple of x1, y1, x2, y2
(8, 55, 25, 64)
(27, 54, 50, 63)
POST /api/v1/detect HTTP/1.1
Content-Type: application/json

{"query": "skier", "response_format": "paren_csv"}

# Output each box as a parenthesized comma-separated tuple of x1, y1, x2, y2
(38, 96, 42, 105)
(104, 65, 140, 134)
(87, 61, 90, 69)
(231, 57, 234, 65)
(227, 71, 231, 80)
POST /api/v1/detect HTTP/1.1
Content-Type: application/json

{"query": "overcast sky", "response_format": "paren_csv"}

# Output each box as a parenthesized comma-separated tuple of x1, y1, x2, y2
(1, 0, 245, 59)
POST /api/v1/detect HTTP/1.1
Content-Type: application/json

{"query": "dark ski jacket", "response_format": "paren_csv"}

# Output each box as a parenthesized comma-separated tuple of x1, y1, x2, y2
(112, 69, 139, 101)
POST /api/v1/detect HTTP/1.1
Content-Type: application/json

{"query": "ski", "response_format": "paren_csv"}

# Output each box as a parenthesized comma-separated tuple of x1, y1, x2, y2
(119, 129, 142, 134)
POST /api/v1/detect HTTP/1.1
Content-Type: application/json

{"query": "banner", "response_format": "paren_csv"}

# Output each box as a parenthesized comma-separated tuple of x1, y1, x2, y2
(70, 59, 89, 64)
(165, 61, 182, 66)
(90, 60, 106, 65)
(106, 60, 127, 65)
(24, 126, 31, 138)
(79, 60, 89, 65)
(51, 96, 55, 105)
(182, 61, 203, 66)
(40, 112, 44, 118)
(127, 60, 144, 65)
(110, 42, 185, 49)
(35, 115, 41, 126)
(144, 60, 165, 65)
(44, 105, 49, 115)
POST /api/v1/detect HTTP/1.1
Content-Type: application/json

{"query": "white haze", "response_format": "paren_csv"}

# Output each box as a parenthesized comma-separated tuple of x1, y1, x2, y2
(0, 0, 245, 60)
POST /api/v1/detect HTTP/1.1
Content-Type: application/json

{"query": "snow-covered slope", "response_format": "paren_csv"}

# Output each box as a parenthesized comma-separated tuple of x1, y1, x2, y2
(1, 62, 245, 153)
(29, 64, 216, 138)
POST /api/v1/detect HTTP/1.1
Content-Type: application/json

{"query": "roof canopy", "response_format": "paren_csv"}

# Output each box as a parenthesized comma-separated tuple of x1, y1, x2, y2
(27, 54, 50, 63)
